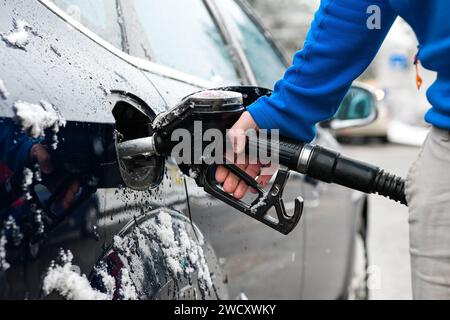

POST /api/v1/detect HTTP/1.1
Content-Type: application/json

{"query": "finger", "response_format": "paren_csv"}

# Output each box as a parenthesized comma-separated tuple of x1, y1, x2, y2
(226, 111, 258, 162)
(31, 144, 54, 174)
(223, 172, 240, 194)
(257, 164, 278, 187)
(63, 180, 80, 209)
(230, 128, 247, 155)
(233, 163, 261, 199)
(215, 165, 230, 184)
(233, 179, 248, 200)
(256, 175, 272, 188)
(223, 163, 246, 194)
(225, 128, 245, 163)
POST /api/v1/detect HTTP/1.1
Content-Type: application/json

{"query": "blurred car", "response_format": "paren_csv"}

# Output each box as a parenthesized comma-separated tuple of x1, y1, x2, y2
(332, 83, 390, 143)
(0, 0, 376, 300)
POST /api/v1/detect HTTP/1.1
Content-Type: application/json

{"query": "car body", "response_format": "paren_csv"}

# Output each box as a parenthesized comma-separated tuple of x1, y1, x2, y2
(0, 0, 368, 299)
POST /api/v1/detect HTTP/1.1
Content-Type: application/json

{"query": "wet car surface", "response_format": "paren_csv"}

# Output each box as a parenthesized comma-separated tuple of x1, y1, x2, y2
(0, 0, 367, 299)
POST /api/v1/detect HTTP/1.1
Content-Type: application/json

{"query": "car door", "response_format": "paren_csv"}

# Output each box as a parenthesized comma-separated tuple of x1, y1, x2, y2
(0, 0, 218, 299)
(213, 0, 367, 299)
(124, 0, 307, 299)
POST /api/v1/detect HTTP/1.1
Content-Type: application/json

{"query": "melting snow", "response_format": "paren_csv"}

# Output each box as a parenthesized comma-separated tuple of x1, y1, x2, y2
(236, 292, 249, 300)
(0, 216, 24, 272)
(4, 215, 23, 246)
(43, 212, 213, 300)
(34, 210, 45, 235)
(250, 193, 268, 214)
(1, 19, 32, 49)
(0, 79, 9, 100)
(189, 168, 199, 179)
(118, 268, 138, 300)
(114, 211, 213, 299)
(42, 249, 110, 300)
(43, 249, 139, 300)
(151, 211, 212, 294)
(151, 211, 184, 276)
(22, 167, 33, 188)
(95, 263, 116, 297)
(0, 234, 10, 272)
(13, 100, 66, 148)
(22, 167, 33, 200)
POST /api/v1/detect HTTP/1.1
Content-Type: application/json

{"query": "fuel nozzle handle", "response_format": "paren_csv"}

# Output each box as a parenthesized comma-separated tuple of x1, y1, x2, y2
(248, 136, 407, 206)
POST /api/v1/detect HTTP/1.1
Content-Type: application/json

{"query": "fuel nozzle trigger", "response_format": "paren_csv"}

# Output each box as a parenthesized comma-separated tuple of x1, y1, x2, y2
(196, 164, 304, 235)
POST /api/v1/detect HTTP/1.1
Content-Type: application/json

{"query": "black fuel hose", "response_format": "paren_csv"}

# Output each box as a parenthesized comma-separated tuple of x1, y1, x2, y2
(305, 145, 407, 205)
(248, 136, 407, 206)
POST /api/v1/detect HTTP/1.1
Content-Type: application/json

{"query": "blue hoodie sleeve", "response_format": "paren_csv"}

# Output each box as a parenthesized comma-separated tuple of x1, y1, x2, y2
(0, 121, 35, 172)
(247, 0, 397, 142)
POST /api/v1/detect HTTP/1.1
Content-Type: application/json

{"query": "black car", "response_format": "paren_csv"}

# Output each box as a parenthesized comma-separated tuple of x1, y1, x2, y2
(0, 0, 377, 299)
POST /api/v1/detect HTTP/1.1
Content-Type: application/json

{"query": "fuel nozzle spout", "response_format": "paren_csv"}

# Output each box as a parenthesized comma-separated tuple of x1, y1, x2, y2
(117, 89, 246, 161)
(116, 135, 157, 159)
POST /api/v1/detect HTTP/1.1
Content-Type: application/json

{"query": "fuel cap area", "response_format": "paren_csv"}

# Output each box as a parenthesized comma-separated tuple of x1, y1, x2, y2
(111, 93, 164, 191)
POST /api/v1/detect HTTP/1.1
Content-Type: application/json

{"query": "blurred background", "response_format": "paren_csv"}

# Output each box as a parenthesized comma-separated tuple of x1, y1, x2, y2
(247, 0, 437, 299)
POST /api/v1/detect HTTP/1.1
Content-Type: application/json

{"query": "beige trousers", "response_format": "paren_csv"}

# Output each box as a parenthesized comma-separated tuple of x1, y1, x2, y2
(406, 126, 450, 299)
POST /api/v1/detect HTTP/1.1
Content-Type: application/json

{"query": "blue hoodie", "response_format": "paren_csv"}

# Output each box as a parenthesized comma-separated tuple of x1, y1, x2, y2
(247, 0, 450, 142)
(0, 120, 34, 173)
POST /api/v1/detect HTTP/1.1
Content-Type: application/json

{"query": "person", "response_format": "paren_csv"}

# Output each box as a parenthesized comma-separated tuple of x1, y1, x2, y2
(0, 120, 79, 219)
(216, 0, 450, 299)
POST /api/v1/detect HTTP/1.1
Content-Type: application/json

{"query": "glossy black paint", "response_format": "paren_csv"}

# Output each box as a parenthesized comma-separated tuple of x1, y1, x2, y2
(0, 0, 366, 300)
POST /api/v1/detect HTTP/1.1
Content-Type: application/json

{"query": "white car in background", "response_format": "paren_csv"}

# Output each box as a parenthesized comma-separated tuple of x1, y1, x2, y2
(332, 83, 390, 144)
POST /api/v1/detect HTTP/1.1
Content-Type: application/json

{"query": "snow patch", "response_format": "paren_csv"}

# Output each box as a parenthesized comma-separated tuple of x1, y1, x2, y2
(1, 19, 32, 49)
(0, 79, 10, 100)
(43, 249, 139, 300)
(22, 167, 33, 200)
(118, 268, 138, 300)
(34, 210, 45, 235)
(152, 211, 184, 276)
(250, 193, 268, 214)
(189, 168, 199, 179)
(13, 100, 66, 148)
(114, 211, 213, 299)
(42, 249, 110, 300)
(22, 167, 33, 188)
(0, 234, 10, 272)
(0, 216, 25, 272)
(94, 263, 116, 297)
(4, 215, 23, 246)
(236, 292, 249, 300)
(150, 211, 212, 296)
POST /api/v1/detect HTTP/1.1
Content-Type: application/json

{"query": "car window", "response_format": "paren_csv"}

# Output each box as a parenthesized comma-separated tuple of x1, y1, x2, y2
(50, 0, 124, 50)
(215, 0, 286, 88)
(129, 0, 240, 85)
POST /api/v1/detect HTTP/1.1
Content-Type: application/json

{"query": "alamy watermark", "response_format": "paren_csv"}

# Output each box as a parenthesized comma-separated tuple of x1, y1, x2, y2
(170, 121, 279, 175)
(367, 5, 381, 30)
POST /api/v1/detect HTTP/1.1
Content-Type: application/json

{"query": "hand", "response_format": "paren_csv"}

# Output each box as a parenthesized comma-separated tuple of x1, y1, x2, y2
(215, 112, 276, 199)
(30, 144, 80, 209)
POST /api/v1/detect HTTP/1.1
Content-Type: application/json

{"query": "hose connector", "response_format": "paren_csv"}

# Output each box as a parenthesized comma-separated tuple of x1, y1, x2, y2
(372, 170, 407, 205)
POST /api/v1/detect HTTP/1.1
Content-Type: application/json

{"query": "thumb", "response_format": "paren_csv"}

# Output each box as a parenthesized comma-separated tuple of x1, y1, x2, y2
(228, 111, 258, 155)
(30, 144, 54, 174)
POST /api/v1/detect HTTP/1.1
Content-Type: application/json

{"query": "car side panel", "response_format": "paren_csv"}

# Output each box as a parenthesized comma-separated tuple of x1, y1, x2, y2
(300, 132, 366, 299)
(0, 0, 194, 299)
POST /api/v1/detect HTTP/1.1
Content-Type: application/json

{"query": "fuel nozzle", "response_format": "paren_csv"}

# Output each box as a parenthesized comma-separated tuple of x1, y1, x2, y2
(115, 87, 407, 235)
(117, 89, 245, 160)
